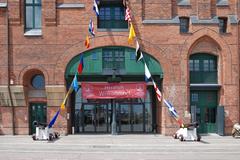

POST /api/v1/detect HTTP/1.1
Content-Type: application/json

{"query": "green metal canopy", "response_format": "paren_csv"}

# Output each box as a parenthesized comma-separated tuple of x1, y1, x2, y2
(65, 46, 163, 79)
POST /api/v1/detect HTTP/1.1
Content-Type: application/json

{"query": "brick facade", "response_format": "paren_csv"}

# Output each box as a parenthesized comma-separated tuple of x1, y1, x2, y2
(0, 0, 239, 135)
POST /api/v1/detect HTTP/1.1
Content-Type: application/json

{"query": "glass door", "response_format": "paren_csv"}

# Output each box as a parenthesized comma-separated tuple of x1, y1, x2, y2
(118, 104, 131, 132)
(81, 103, 110, 133)
(132, 104, 145, 132)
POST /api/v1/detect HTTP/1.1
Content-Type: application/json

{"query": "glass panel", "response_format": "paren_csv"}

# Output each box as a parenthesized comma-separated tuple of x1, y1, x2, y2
(194, 60, 199, 71)
(96, 104, 108, 132)
(191, 93, 198, 102)
(26, 0, 33, 4)
(26, 6, 33, 29)
(189, 60, 194, 71)
(31, 75, 45, 89)
(34, 6, 42, 28)
(35, 0, 42, 4)
(145, 103, 152, 132)
(119, 104, 131, 132)
(209, 60, 215, 71)
(132, 104, 144, 132)
(83, 104, 95, 132)
(114, 7, 121, 20)
(203, 60, 209, 71)
(180, 18, 189, 33)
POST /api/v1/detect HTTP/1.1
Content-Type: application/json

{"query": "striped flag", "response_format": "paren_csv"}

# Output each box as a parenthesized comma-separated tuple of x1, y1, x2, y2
(135, 41, 143, 62)
(145, 63, 151, 82)
(152, 80, 162, 102)
(163, 99, 179, 119)
(93, 0, 99, 16)
(125, 7, 131, 22)
(88, 19, 95, 37)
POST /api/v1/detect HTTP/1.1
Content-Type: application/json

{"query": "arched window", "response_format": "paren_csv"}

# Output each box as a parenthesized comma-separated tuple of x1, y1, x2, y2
(31, 74, 45, 89)
(189, 53, 218, 84)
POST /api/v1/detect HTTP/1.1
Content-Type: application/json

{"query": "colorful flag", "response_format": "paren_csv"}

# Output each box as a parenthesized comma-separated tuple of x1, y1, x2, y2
(85, 35, 90, 48)
(60, 87, 73, 110)
(145, 63, 151, 82)
(128, 23, 136, 44)
(72, 75, 79, 92)
(152, 80, 162, 102)
(163, 99, 179, 119)
(135, 41, 143, 62)
(88, 19, 95, 37)
(125, 7, 131, 22)
(48, 109, 60, 128)
(93, 0, 99, 16)
(78, 55, 84, 74)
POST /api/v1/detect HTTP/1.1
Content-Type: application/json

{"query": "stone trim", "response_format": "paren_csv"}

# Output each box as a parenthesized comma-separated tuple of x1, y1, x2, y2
(177, 0, 190, 6)
(45, 85, 66, 107)
(24, 29, 42, 37)
(190, 16, 219, 24)
(0, 2, 7, 8)
(9, 85, 26, 107)
(57, 3, 85, 9)
(216, 0, 228, 6)
(142, 16, 180, 24)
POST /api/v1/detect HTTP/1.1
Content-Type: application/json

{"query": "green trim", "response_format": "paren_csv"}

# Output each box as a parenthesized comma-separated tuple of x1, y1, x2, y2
(65, 46, 163, 79)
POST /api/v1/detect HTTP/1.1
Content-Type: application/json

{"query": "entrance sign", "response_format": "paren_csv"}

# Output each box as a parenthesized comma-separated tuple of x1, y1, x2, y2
(82, 83, 146, 99)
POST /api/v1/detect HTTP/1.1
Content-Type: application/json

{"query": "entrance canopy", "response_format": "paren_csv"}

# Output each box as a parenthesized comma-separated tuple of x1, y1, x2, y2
(65, 46, 163, 79)
(82, 82, 146, 99)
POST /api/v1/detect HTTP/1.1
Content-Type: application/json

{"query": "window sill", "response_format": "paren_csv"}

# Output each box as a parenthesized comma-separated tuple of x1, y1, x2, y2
(177, 0, 191, 7)
(216, 0, 228, 7)
(24, 29, 42, 37)
(97, 28, 128, 32)
(57, 3, 85, 9)
(0, 3, 7, 8)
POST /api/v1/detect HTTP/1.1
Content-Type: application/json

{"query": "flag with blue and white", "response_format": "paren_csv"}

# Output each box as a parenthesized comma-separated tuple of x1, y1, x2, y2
(72, 74, 79, 92)
(163, 99, 179, 119)
(88, 19, 95, 37)
(93, 0, 99, 16)
(145, 63, 151, 82)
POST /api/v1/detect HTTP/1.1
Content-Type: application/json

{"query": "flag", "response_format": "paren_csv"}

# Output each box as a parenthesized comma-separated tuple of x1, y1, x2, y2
(88, 19, 95, 37)
(48, 109, 60, 128)
(78, 55, 84, 74)
(93, 0, 99, 16)
(152, 80, 162, 102)
(125, 7, 131, 22)
(85, 35, 90, 48)
(128, 23, 136, 44)
(60, 87, 73, 110)
(145, 63, 151, 82)
(135, 41, 143, 62)
(72, 75, 79, 92)
(163, 99, 179, 119)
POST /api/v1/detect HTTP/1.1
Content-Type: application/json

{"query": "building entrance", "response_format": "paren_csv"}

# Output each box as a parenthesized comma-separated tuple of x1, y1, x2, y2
(74, 99, 152, 133)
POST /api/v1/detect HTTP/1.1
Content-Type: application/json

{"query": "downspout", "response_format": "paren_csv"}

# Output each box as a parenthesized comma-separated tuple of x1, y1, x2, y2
(6, 1, 15, 135)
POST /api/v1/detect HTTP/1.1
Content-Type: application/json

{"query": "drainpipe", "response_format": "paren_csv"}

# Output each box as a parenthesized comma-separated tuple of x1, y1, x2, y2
(6, 1, 15, 135)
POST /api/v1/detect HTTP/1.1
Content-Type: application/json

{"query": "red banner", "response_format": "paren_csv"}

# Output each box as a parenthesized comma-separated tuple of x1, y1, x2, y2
(82, 83, 146, 99)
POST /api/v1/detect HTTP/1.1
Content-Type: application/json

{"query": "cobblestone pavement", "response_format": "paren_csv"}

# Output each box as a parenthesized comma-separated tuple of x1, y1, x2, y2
(0, 134, 240, 160)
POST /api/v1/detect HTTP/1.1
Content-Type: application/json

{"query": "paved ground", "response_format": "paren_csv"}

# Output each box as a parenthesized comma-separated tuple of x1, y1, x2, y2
(0, 134, 240, 160)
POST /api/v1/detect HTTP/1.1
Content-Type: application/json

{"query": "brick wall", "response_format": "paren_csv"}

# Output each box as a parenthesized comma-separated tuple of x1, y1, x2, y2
(0, 0, 239, 135)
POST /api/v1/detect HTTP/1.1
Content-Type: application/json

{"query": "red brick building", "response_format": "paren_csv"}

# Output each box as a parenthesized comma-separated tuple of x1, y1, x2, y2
(0, 0, 239, 135)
